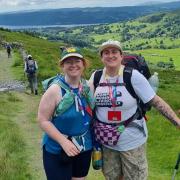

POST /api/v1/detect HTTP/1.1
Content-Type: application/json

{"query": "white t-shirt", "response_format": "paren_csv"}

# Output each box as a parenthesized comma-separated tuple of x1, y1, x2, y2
(89, 67, 156, 151)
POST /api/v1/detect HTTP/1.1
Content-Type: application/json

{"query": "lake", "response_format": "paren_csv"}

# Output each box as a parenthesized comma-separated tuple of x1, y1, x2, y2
(0, 23, 99, 30)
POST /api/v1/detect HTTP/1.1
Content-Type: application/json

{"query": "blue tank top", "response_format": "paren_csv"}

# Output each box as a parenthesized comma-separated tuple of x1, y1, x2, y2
(42, 88, 92, 154)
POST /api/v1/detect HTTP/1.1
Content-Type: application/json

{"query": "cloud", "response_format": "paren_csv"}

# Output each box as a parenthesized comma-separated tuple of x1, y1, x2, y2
(0, 0, 178, 12)
(0, 0, 57, 7)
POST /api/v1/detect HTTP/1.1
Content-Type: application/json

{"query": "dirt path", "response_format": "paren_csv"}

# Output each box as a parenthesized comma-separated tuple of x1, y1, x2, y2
(0, 51, 25, 91)
(13, 93, 45, 180)
(0, 50, 45, 180)
(0, 50, 14, 81)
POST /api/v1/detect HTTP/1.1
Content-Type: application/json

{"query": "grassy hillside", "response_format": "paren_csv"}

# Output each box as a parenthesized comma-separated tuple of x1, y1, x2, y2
(27, 10, 180, 70)
(0, 29, 100, 81)
(0, 92, 45, 180)
(0, 29, 60, 79)
(136, 48, 180, 70)
(74, 10, 180, 48)
(147, 70, 180, 179)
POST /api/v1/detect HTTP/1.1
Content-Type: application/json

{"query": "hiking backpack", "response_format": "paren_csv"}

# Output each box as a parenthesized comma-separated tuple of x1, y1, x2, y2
(26, 60, 36, 74)
(93, 54, 152, 119)
(7, 45, 11, 53)
(42, 75, 94, 116)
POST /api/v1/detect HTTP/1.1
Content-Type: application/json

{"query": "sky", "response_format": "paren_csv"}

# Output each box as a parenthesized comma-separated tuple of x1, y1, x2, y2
(0, 0, 179, 13)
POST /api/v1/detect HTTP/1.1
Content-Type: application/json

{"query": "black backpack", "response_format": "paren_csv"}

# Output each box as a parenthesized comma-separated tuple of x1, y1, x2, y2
(93, 54, 152, 119)
(26, 60, 36, 74)
(7, 45, 11, 52)
(122, 54, 151, 79)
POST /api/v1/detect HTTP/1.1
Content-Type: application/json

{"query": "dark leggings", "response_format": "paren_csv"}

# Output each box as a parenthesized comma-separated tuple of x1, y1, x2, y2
(43, 147, 92, 180)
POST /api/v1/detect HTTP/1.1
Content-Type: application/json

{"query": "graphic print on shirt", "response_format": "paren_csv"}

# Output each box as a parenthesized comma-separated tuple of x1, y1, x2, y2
(95, 90, 123, 107)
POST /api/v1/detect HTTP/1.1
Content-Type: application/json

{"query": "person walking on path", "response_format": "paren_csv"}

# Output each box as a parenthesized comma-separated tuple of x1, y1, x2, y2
(6, 44, 12, 58)
(38, 47, 94, 180)
(24, 54, 38, 95)
(89, 39, 180, 180)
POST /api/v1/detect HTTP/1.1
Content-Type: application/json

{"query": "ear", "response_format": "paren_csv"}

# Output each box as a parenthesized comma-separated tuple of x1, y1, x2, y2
(59, 60, 63, 67)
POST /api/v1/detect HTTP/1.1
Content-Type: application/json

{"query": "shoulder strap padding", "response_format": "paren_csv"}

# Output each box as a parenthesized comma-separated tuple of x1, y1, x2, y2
(56, 79, 70, 92)
(42, 75, 70, 92)
(123, 66, 138, 100)
(93, 69, 103, 90)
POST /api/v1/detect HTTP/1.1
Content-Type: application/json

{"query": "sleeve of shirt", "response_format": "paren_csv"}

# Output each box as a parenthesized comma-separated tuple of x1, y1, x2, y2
(131, 70, 156, 104)
(88, 72, 95, 85)
(88, 72, 95, 93)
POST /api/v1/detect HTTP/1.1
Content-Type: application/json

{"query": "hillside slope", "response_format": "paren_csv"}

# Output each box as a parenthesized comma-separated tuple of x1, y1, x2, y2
(0, 29, 100, 81)
(35, 10, 180, 70)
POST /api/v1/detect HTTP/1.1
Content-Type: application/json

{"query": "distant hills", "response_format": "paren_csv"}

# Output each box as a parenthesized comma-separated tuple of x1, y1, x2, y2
(33, 9, 179, 51)
(0, 1, 180, 26)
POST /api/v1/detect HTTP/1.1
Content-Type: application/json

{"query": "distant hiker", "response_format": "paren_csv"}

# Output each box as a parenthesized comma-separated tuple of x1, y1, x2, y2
(6, 44, 12, 58)
(38, 47, 94, 180)
(89, 39, 180, 180)
(24, 54, 38, 95)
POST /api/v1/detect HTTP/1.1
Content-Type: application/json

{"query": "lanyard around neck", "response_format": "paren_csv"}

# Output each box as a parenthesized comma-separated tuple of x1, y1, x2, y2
(107, 78, 119, 108)
(105, 67, 123, 109)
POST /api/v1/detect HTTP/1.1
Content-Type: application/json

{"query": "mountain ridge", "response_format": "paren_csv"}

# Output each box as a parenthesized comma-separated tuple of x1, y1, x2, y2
(0, 1, 180, 26)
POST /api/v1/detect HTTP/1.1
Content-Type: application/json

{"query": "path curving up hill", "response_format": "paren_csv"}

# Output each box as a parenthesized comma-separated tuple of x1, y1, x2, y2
(0, 50, 25, 92)
(0, 49, 45, 179)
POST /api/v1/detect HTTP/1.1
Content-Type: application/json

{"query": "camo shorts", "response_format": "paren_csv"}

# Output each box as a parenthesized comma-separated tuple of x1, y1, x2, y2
(102, 143, 148, 180)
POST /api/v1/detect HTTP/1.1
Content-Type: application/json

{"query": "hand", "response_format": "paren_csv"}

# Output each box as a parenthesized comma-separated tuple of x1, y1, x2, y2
(61, 138, 80, 157)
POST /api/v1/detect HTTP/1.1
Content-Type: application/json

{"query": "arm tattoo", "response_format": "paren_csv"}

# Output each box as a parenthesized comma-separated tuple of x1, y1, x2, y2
(150, 95, 178, 126)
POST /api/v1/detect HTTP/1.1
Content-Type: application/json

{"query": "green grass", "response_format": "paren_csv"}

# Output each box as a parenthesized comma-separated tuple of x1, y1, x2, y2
(135, 48, 180, 70)
(11, 50, 25, 81)
(147, 70, 180, 179)
(0, 93, 32, 180)
(147, 112, 180, 179)
(48, 11, 180, 72)
(0, 30, 61, 80)
(0, 29, 101, 82)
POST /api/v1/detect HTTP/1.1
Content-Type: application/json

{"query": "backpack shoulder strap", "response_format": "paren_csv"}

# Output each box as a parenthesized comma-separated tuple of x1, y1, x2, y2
(42, 75, 70, 92)
(56, 76, 71, 92)
(123, 66, 138, 100)
(26, 61, 29, 67)
(93, 69, 103, 90)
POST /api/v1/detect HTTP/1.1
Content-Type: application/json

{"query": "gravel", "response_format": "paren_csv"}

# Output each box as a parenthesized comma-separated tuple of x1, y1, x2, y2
(0, 80, 25, 92)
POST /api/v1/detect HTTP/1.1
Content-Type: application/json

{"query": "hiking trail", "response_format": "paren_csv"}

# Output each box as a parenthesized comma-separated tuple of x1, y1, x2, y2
(0, 50, 25, 92)
(0, 49, 45, 179)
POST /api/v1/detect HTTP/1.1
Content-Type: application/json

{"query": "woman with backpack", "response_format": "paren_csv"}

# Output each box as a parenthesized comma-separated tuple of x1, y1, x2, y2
(89, 39, 180, 180)
(24, 54, 38, 95)
(38, 47, 94, 180)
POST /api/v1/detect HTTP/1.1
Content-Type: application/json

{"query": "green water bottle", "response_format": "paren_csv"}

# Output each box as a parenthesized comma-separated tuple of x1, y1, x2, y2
(92, 147, 103, 170)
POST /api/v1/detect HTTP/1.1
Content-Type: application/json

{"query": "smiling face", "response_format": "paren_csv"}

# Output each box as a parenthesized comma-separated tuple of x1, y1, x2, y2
(101, 47, 123, 69)
(61, 56, 85, 78)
